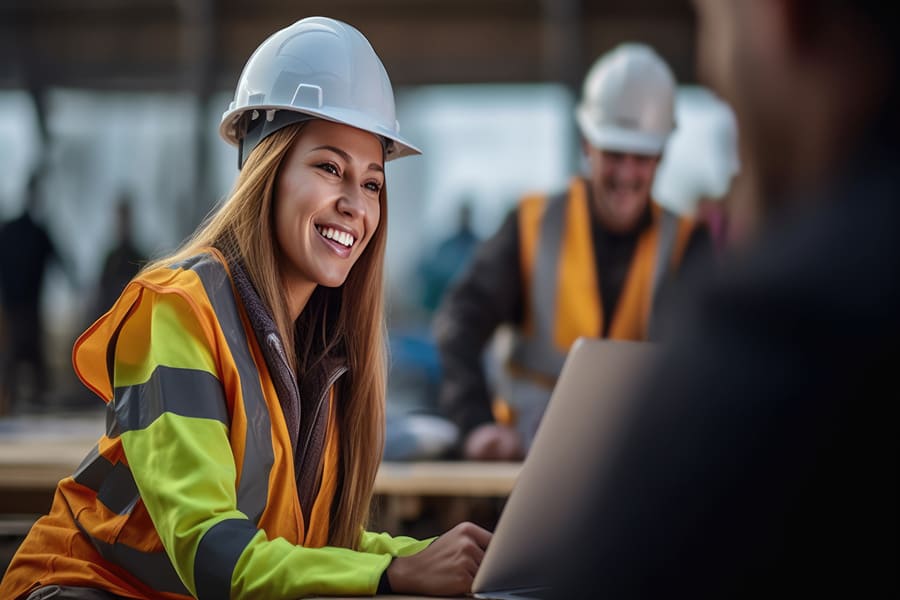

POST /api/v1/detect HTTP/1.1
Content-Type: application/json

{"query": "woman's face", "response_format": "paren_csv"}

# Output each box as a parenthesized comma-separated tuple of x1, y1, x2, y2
(274, 119, 384, 304)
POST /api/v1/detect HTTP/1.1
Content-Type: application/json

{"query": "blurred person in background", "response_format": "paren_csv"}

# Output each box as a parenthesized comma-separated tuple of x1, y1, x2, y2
(683, 98, 756, 252)
(91, 195, 146, 322)
(552, 0, 898, 596)
(693, 105, 740, 254)
(0, 172, 67, 414)
(379, 200, 481, 462)
(417, 200, 480, 315)
(434, 43, 712, 460)
(694, 195, 730, 253)
(661, 88, 742, 256)
(1, 17, 490, 600)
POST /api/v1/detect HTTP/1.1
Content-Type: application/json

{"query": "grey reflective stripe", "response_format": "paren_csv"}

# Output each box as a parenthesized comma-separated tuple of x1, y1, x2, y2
(652, 208, 680, 299)
(96, 462, 140, 515)
(64, 254, 271, 600)
(509, 194, 569, 378)
(180, 254, 273, 523)
(72, 517, 191, 597)
(194, 518, 260, 600)
(71, 451, 190, 595)
(73, 444, 108, 491)
(500, 377, 553, 451)
(70, 445, 247, 597)
(648, 208, 680, 338)
(73, 446, 138, 515)
(110, 366, 228, 435)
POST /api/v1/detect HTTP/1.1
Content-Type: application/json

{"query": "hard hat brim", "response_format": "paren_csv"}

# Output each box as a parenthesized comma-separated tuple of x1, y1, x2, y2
(576, 107, 670, 156)
(220, 104, 422, 161)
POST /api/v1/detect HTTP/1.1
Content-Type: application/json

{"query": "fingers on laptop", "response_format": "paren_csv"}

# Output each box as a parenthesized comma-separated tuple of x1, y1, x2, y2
(386, 521, 494, 595)
(462, 521, 492, 550)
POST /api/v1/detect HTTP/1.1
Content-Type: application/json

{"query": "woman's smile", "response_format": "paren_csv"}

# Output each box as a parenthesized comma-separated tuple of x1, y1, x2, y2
(274, 119, 384, 313)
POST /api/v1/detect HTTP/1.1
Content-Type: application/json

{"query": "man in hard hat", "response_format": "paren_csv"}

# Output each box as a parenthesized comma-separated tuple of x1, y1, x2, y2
(434, 43, 712, 460)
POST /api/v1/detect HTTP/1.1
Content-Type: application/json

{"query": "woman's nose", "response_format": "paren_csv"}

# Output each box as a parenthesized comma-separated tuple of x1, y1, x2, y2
(337, 184, 366, 218)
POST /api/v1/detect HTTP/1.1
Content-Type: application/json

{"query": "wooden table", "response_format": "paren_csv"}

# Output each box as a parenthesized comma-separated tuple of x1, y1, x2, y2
(0, 415, 521, 522)
(372, 460, 520, 534)
(0, 414, 100, 515)
(375, 461, 520, 497)
(0, 443, 520, 497)
(1, 415, 520, 590)
(0, 437, 93, 491)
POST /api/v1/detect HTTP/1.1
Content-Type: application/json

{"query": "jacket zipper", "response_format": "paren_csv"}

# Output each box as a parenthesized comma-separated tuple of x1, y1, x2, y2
(299, 364, 348, 466)
(267, 331, 348, 465)
(266, 333, 301, 406)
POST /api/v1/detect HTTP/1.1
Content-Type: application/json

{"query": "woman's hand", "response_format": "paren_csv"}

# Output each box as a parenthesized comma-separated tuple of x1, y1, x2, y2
(386, 521, 493, 596)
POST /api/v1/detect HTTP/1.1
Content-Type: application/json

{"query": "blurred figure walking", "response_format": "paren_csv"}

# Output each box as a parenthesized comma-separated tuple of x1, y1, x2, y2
(0, 173, 65, 413)
(92, 196, 146, 320)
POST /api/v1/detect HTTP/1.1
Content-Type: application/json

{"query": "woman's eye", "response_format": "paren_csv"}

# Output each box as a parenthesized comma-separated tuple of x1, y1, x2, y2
(317, 163, 339, 176)
(365, 181, 382, 193)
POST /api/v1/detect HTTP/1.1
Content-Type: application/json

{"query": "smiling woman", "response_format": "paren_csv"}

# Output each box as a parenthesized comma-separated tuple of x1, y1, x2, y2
(0, 16, 491, 600)
(274, 120, 385, 315)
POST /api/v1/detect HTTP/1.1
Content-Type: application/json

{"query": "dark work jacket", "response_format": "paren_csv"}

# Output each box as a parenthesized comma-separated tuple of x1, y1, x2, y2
(433, 188, 712, 442)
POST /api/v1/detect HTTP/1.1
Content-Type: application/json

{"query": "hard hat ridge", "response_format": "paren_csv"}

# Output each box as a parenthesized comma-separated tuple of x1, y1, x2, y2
(576, 42, 677, 156)
(220, 16, 420, 169)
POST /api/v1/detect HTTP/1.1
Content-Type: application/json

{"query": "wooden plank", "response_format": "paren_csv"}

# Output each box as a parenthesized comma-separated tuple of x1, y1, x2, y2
(375, 461, 521, 497)
(1, 433, 520, 497)
(0, 439, 94, 489)
(0, 516, 37, 536)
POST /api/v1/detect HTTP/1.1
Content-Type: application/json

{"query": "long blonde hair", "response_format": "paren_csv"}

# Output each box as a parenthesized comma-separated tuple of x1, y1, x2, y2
(144, 122, 387, 549)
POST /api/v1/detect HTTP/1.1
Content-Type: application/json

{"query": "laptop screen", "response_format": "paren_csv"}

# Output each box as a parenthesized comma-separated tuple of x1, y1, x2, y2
(472, 339, 659, 597)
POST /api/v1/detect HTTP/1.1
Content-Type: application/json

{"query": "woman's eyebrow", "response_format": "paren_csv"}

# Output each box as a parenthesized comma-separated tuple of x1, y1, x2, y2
(311, 145, 384, 173)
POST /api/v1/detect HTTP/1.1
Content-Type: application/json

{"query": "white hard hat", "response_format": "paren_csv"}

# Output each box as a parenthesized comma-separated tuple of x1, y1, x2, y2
(576, 43, 677, 156)
(653, 86, 741, 214)
(220, 16, 420, 168)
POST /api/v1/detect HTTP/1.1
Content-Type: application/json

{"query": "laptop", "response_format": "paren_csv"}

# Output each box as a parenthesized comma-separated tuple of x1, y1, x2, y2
(471, 338, 659, 599)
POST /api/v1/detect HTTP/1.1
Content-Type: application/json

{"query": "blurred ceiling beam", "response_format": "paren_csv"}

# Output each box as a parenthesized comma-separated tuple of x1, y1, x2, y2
(540, 0, 584, 93)
(177, 0, 218, 230)
(0, 0, 696, 92)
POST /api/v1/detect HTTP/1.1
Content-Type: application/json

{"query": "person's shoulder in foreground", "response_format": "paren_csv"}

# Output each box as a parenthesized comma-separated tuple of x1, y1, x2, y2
(548, 0, 899, 597)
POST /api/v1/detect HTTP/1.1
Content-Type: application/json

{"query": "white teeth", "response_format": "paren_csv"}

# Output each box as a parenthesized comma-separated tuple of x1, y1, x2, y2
(317, 225, 354, 248)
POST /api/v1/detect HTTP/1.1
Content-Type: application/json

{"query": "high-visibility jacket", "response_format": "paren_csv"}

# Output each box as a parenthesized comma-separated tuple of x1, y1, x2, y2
(0, 250, 430, 600)
(499, 178, 695, 443)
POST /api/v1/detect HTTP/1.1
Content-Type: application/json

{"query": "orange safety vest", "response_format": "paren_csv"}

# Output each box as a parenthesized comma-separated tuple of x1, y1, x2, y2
(497, 178, 694, 441)
(0, 251, 342, 600)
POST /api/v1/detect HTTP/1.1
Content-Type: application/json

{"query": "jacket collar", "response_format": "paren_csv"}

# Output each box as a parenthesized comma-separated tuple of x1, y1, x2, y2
(226, 254, 348, 521)
(228, 257, 303, 452)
